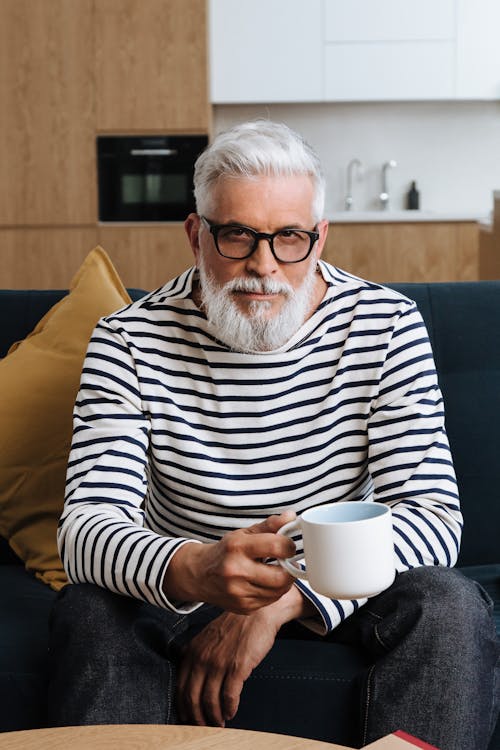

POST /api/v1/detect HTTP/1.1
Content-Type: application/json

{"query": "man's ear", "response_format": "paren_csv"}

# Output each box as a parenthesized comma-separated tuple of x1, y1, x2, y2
(184, 213, 202, 265)
(315, 219, 329, 260)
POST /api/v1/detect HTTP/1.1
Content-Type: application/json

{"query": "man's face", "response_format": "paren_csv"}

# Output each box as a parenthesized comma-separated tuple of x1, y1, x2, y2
(190, 174, 327, 314)
(185, 174, 328, 351)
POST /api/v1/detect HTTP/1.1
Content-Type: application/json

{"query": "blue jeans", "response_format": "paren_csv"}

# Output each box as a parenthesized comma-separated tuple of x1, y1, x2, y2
(47, 567, 499, 750)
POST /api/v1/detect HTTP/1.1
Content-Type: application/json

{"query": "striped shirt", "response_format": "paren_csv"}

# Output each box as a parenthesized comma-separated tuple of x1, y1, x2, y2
(59, 261, 462, 634)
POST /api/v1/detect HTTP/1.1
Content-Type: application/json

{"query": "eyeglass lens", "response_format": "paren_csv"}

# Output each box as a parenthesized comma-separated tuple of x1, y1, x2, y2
(216, 226, 313, 262)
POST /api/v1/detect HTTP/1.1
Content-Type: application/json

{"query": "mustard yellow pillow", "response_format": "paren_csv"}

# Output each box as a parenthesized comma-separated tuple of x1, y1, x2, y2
(0, 246, 131, 590)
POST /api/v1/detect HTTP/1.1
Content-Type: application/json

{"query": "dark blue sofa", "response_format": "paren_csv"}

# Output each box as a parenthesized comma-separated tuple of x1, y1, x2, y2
(0, 282, 499, 747)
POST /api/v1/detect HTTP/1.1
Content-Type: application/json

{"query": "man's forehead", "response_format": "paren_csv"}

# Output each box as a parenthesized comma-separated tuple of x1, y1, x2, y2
(207, 173, 315, 219)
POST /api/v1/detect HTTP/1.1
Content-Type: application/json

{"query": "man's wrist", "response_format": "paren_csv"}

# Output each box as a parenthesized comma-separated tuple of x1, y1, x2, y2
(162, 540, 206, 603)
(259, 584, 317, 630)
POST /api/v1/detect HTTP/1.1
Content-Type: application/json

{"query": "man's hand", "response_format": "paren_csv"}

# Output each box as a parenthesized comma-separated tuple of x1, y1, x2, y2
(163, 512, 297, 614)
(176, 585, 314, 727)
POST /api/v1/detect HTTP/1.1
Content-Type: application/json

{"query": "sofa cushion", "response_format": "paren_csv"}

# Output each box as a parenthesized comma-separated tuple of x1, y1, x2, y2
(460, 564, 500, 636)
(0, 566, 56, 731)
(0, 247, 131, 589)
(389, 282, 500, 567)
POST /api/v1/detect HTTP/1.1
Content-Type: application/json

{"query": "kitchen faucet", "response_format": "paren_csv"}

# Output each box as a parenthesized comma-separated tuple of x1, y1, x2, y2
(344, 158, 363, 211)
(380, 160, 397, 210)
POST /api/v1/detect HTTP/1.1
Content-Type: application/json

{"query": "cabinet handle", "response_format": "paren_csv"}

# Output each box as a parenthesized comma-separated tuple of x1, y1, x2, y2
(130, 149, 178, 156)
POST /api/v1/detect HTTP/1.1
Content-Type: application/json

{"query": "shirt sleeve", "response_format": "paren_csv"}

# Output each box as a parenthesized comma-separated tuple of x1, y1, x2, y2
(294, 302, 463, 636)
(58, 317, 203, 612)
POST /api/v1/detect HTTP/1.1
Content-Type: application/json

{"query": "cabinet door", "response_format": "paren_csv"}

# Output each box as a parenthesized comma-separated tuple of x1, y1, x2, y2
(456, 0, 500, 99)
(95, 0, 209, 132)
(0, 228, 98, 288)
(324, 0, 455, 101)
(209, 0, 322, 103)
(324, 41, 454, 101)
(0, 0, 96, 225)
(323, 222, 479, 283)
(324, 0, 454, 41)
(97, 225, 193, 290)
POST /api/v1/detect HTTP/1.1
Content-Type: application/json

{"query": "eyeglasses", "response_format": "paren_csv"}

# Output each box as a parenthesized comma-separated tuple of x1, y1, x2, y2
(201, 216, 319, 264)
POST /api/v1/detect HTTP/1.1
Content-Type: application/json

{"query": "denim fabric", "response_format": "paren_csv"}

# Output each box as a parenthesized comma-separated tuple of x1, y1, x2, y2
(331, 567, 500, 749)
(48, 567, 499, 750)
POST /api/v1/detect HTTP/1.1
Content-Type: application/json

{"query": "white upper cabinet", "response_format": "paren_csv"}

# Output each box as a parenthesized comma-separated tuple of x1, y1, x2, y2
(324, 0, 455, 101)
(209, 0, 500, 103)
(324, 0, 455, 42)
(455, 0, 500, 99)
(209, 0, 323, 103)
(324, 42, 454, 101)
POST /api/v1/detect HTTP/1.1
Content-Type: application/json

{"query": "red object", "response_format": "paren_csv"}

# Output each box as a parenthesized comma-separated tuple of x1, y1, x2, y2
(394, 730, 440, 750)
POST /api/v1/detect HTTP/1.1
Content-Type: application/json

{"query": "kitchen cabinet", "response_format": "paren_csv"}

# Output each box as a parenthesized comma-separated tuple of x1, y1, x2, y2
(0, 228, 98, 289)
(324, 0, 454, 101)
(210, 0, 500, 102)
(210, 0, 456, 103)
(324, 0, 454, 42)
(322, 221, 479, 283)
(0, 225, 193, 291)
(209, 0, 322, 103)
(479, 192, 500, 279)
(455, 0, 500, 99)
(97, 225, 194, 290)
(95, 0, 210, 132)
(0, 0, 96, 226)
(0, 0, 211, 288)
(324, 42, 454, 102)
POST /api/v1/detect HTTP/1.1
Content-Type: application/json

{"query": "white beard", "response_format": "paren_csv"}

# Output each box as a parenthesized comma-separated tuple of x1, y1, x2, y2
(197, 256, 319, 353)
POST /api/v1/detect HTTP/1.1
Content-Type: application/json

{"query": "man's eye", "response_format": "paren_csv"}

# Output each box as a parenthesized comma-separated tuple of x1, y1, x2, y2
(277, 229, 302, 242)
(220, 227, 252, 241)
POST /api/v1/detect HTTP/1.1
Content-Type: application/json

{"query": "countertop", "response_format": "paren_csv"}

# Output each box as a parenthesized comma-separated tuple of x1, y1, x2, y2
(328, 210, 488, 224)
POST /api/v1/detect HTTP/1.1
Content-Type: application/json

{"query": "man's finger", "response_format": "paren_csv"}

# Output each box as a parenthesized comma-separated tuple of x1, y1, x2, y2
(177, 656, 207, 726)
(232, 532, 296, 564)
(223, 672, 244, 722)
(201, 669, 226, 727)
(245, 511, 296, 536)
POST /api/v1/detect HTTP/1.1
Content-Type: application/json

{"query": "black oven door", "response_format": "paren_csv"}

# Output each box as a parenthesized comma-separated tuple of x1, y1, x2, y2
(97, 135, 208, 222)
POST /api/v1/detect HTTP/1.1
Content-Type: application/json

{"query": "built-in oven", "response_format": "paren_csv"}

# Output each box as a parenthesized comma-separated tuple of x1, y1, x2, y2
(97, 135, 208, 222)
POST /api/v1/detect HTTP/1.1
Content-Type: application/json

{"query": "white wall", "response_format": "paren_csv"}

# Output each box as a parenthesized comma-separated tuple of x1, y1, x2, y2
(213, 101, 500, 217)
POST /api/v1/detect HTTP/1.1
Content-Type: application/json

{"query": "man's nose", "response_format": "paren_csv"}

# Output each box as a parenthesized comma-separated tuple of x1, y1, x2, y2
(245, 238, 279, 275)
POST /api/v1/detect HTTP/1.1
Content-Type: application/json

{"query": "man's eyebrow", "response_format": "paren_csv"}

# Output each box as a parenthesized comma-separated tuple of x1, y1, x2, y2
(221, 220, 307, 231)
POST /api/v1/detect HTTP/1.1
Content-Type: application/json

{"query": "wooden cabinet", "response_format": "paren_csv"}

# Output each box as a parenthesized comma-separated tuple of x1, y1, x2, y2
(0, 225, 194, 291)
(0, 0, 96, 226)
(97, 224, 194, 290)
(479, 192, 500, 279)
(0, 228, 98, 288)
(0, 0, 211, 288)
(322, 221, 479, 283)
(96, 0, 210, 132)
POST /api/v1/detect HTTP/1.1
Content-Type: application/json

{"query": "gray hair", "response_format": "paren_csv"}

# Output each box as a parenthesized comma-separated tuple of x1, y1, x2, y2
(193, 120, 326, 222)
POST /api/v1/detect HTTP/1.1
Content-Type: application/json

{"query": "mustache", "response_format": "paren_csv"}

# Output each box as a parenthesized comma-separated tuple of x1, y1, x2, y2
(225, 276, 294, 296)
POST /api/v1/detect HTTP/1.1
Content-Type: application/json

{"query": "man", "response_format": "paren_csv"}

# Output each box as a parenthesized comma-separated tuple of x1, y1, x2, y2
(49, 121, 499, 749)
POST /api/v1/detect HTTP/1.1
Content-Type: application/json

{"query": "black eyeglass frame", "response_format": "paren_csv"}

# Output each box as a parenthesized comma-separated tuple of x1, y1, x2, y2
(200, 216, 320, 264)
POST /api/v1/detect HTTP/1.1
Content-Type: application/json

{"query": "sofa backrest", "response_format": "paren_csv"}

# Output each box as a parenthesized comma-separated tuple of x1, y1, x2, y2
(0, 289, 146, 358)
(389, 281, 500, 567)
(1, 282, 498, 568)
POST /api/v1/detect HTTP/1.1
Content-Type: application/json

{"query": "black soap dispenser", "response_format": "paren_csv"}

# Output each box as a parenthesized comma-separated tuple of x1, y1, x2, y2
(407, 181, 420, 210)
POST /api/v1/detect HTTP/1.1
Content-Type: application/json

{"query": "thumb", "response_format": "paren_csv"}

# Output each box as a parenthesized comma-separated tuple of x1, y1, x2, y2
(245, 511, 297, 536)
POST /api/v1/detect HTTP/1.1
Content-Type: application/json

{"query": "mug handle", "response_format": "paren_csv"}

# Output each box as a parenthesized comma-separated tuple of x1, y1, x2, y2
(277, 520, 307, 579)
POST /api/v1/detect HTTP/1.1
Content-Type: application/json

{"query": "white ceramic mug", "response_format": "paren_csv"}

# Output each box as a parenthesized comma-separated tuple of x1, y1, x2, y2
(277, 501, 395, 599)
